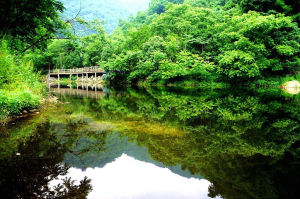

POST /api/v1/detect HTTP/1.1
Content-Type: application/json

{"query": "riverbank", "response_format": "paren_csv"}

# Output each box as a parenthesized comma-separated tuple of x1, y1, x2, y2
(0, 90, 41, 124)
(1, 75, 104, 125)
(0, 95, 59, 126)
(0, 40, 45, 125)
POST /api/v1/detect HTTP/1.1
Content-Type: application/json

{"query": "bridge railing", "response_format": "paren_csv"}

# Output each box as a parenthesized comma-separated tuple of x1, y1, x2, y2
(49, 66, 104, 74)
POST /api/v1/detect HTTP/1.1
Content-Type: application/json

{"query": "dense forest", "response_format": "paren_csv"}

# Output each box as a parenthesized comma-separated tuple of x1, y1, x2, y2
(0, 0, 300, 120)
(29, 0, 300, 85)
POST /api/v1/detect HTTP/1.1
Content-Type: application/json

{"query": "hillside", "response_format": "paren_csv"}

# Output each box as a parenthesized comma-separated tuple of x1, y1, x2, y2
(59, 0, 150, 33)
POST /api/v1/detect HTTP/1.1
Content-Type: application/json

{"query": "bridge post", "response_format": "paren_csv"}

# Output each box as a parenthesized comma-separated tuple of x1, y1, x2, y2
(48, 76, 51, 90)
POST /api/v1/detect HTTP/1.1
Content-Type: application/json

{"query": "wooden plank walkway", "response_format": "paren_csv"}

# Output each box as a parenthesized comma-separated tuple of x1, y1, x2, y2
(48, 66, 105, 82)
(49, 66, 105, 75)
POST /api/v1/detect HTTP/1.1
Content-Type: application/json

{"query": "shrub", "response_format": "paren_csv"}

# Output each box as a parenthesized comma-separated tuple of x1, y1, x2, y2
(0, 40, 43, 124)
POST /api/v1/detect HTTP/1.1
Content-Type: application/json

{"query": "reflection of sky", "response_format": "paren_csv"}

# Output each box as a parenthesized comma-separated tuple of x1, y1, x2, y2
(52, 154, 220, 199)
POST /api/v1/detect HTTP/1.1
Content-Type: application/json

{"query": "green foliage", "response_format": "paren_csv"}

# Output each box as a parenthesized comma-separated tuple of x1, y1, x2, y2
(82, 33, 106, 66)
(239, 0, 300, 24)
(99, 2, 299, 85)
(211, 12, 300, 79)
(0, 0, 65, 52)
(26, 39, 84, 71)
(147, 51, 217, 82)
(148, 0, 184, 14)
(18, 0, 296, 86)
(2, 0, 299, 97)
(184, 0, 230, 8)
(26, 19, 107, 72)
(0, 40, 43, 122)
(0, 91, 40, 115)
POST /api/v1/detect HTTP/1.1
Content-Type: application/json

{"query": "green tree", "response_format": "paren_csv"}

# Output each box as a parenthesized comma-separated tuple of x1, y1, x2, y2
(148, 0, 184, 14)
(0, 0, 65, 52)
(240, 0, 300, 24)
(211, 12, 300, 80)
(81, 20, 107, 66)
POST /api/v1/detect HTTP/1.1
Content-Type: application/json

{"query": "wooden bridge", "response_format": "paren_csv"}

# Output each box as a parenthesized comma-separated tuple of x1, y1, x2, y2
(48, 66, 105, 81)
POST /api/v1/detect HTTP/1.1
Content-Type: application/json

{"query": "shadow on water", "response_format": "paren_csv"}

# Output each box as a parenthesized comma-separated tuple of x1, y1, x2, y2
(0, 84, 299, 199)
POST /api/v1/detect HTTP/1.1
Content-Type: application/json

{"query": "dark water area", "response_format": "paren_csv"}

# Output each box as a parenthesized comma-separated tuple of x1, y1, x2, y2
(0, 85, 299, 199)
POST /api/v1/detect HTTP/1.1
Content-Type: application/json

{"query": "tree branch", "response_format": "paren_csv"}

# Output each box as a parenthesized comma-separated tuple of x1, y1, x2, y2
(22, 0, 83, 53)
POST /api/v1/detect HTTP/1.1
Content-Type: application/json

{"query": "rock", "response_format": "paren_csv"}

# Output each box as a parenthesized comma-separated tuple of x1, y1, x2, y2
(48, 96, 58, 103)
(281, 80, 300, 95)
(281, 80, 300, 88)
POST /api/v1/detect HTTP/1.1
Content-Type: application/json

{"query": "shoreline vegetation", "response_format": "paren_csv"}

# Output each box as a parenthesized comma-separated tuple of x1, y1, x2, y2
(0, 41, 44, 125)
(2, 76, 298, 126)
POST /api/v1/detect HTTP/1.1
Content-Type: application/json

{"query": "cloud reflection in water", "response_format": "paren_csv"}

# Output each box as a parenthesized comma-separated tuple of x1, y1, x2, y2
(52, 154, 218, 199)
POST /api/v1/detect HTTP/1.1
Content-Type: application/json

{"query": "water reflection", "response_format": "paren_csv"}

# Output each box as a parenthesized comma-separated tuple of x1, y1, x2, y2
(54, 154, 217, 199)
(0, 121, 92, 198)
(0, 85, 299, 199)
(49, 84, 105, 99)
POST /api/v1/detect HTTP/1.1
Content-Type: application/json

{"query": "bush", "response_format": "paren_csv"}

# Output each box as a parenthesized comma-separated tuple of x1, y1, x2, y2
(0, 40, 43, 124)
(212, 12, 300, 80)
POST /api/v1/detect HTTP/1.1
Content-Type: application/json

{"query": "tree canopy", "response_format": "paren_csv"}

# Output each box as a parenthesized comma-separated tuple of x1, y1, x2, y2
(0, 0, 65, 51)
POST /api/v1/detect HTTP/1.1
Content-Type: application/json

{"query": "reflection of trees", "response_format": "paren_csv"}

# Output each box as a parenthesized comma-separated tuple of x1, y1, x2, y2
(206, 146, 300, 199)
(83, 86, 299, 199)
(48, 86, 300, 199)
(65, 131, 124, 169)
(148, 88, 299, 199)
(90, 87, 299, 157)
(0, 121, 93, 198)
(121, 129, 300, 199)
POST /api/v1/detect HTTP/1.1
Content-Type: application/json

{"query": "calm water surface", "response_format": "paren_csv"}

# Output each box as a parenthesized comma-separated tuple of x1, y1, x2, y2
(0, 85, 299, 199)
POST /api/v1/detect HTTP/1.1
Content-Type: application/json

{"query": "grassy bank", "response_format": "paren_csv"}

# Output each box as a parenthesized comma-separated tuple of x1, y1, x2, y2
(0, 40, 44, 124)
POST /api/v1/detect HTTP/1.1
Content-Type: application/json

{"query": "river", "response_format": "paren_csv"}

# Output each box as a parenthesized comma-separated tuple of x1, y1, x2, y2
(0, 85, 299, 199)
